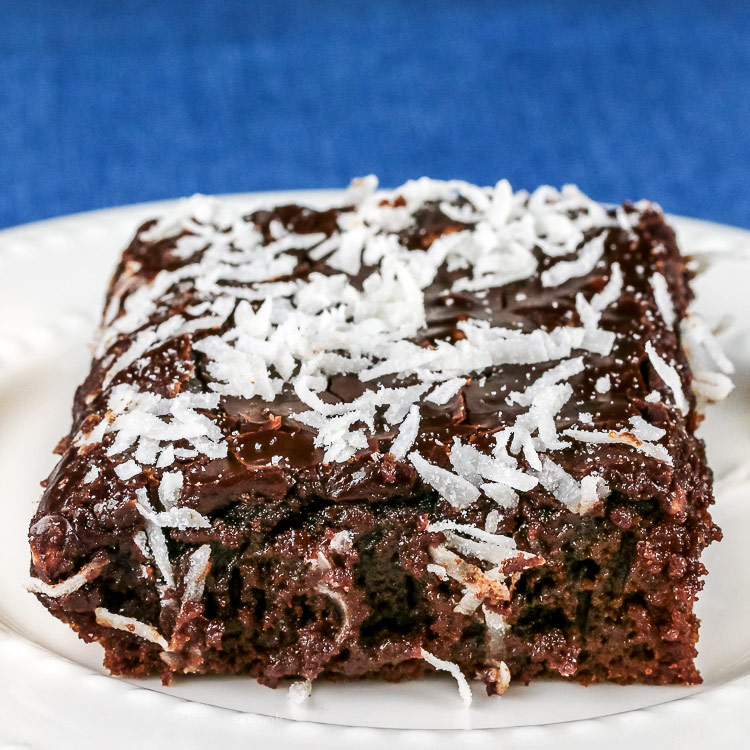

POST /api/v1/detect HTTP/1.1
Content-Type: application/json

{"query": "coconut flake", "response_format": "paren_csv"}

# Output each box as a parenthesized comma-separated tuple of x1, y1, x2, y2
(426, 378, 465, 405)
(575, 293, 617, 356)
(346, 174, 379, 203)
(564, 427, 673, 465)
(508, 382, 574, 456)
(156, 444, 176, 468)
(430, 546, 513, 615)
(158, 470, 184, 510)
(182, 545, 212, 601)
(390, 405, 420, 459)
(327, 224, 367, 275)
(486, 661, 512, 696)
(78, 384, 228, 463)
(133, 530, 150, 558)
(420, 649, 473, 705)
(535, 457, 609, 513)
(427, 520, 536, 566)
(645, 341, 688, 414)
(426, 563, 448, 581)
(540, 233, 606, 288)
(316, 585, 351, 643)
(650, 272, 676, 327)
(114, 460, 141, 481)
(329, 530, 354, 552)
(484, 509, 501, 533)
(595, 375, 611, 394)
(139, 193, 226, 244)
(481, 482, 519, 509)
(28, 557, 108, 598)
(94, 607, 169, 650)
(482, 605, 508, 635)
(507, 358, 584, 407)
(693, 370, 734, 404)
(288, 679, 313, 705)
(136, 500, 210, 531)
(615, 206, 640, 238)
(410, 452, 480, 508)
(591, 262, 623, 311)
(136, 488, 175, 587)
(628, 415, 666, 442)
(449, 439, 537, 493)
(165, 508, 209, 530)
(681, 315, 734, 375)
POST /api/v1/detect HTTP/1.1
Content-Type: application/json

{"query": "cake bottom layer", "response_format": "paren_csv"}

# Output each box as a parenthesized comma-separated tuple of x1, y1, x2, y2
(34, 487, 719, 695)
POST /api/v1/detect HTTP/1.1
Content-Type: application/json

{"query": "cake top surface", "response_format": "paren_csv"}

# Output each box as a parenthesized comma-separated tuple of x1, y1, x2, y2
(37, 177, 733, 552)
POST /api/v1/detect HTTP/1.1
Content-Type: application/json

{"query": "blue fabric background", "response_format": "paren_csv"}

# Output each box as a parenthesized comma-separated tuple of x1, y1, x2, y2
(1, 0, 749, 229)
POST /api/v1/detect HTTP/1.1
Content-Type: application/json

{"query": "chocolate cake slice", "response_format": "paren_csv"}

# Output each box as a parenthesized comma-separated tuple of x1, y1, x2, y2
(27, 177, 733, 701)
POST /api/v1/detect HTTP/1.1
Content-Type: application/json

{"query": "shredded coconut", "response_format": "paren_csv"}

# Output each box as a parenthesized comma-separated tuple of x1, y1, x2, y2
(427, 563, 449, 581)
(591, 262, 623, 311)
(329, 530, 354, 551)
(136, 499, 210, 530)
(507, 358, 584, 407)
(94, 607, 169, 650)
(628, 415, 666, 442)
(420, 648, 473, 705)
(650, 272, 676, 327)
(158, 471, 184, 509)
(288, 679, 312, 705)
(75, 385, 228, 466)
(426, 378, 466, 405)
(482, 606, 508, 635)
(316, 585, 351, 643)
(182, 545, 212, 601)
(114, 460, 141, 481)
(535, 456, 610, 513)
(488, 661, 512, 696)
(449, 439, 537, 492)
(680, 313, 734, 410)
(481, 482, 519, 508)
(135, 488, 175, 587)
(692, 370, 734, 405)
(427, 520, 536, 566)
(27, 557, 108, 598)
(540, 232, 606, 288)
(595, 375, 611, 394)
(390, 405, 420, 459)
(564, 427, 673, 465)
(484, 509, 500, 534)
(410, 451, 480, 507)
(645, 341, 688, 414)
(90, 179, 632, 475)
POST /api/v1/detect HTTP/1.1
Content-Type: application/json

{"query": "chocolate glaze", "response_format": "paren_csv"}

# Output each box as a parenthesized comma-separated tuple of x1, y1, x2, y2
(38, 202, 694, 529)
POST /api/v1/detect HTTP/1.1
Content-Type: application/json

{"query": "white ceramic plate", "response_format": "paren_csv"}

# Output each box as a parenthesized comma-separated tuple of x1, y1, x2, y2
(0, 193, 749, 749)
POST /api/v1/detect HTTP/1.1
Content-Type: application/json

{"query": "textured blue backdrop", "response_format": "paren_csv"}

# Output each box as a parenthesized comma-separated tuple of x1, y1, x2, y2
(1, 0, 749, 229)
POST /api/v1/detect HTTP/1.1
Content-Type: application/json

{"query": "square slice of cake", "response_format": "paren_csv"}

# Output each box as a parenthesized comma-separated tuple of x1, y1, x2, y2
(28, 177, 732, 701)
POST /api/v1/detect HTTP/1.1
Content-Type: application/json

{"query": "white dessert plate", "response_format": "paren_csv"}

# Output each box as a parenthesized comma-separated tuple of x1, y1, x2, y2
(0, 192, 748, 749)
